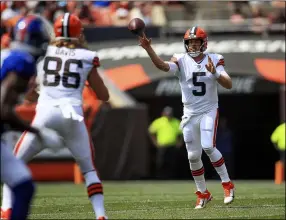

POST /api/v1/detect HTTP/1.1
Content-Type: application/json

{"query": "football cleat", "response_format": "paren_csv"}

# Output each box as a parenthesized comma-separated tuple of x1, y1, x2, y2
(194, 190, 213, 209)
(222, 181, 235, 204)
(97, 216, 108, 220)
(0, 208, 12, 220)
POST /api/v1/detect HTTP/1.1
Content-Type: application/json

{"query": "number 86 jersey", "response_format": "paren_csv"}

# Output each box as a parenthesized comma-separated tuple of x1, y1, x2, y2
(36, 45, 100, 105)
(173, 52, 225, 116)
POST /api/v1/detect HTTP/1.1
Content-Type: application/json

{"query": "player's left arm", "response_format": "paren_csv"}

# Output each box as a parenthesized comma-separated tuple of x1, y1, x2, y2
(206, 55, 232, 89)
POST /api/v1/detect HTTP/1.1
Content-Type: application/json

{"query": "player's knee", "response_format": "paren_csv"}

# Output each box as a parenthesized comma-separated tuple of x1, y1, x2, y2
(187, 150, 201, 162)
(201, 138, 213, 153)
(203, 147, 215, 155)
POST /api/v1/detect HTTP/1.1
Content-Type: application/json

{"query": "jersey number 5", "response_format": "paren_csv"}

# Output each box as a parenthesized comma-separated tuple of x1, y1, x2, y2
(43, 56, 82, 89)
(192, 72, 206, 96)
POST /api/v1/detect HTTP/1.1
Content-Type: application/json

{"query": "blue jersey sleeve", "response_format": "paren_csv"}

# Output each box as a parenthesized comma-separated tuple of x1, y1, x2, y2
(1, 52, 36, 80)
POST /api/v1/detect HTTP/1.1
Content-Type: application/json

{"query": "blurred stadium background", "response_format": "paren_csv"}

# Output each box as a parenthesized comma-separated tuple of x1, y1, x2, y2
(1, 1, 285, 219)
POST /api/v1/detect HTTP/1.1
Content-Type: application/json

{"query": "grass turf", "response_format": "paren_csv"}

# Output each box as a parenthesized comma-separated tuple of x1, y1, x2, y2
(19, 180, 286, 219)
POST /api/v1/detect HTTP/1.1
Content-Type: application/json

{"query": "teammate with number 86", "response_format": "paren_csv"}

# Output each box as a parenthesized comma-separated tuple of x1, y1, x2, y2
(138, 27, 234, 209)
(1, 13, 109, 220)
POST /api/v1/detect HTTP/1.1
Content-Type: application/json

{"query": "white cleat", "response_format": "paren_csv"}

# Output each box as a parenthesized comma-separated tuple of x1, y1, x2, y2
(222, 181, 235, 204)
(194, 190, 213, 209)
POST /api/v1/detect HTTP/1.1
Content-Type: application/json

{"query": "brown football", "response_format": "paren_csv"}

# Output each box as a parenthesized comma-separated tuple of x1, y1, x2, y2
(128, 18, 145, 37)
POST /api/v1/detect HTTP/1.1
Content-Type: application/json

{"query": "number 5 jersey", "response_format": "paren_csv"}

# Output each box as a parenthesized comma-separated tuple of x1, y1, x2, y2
(172, 52, 225, 116)
(36, 45, 100, 105)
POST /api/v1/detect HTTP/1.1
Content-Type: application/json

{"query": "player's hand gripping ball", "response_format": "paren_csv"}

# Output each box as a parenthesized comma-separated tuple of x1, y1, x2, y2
(128, 18, 145, 37)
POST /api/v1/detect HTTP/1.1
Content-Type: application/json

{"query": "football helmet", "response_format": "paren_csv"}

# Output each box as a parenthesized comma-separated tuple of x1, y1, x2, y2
(184, 26, 208, 57)
(11, 15, 51, 56)
(54, 13, 82, 40)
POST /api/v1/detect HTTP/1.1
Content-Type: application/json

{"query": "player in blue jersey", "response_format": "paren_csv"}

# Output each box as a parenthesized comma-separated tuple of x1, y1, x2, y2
(0, 15, 61, 220)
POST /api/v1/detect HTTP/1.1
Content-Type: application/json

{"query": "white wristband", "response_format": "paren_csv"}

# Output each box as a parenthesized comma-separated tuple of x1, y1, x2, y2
(214, 71, 221, 79)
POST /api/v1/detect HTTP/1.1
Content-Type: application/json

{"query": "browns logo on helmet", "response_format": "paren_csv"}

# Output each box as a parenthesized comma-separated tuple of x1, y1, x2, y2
(54, 13, 82, 40)
(184, 26, 208, 57)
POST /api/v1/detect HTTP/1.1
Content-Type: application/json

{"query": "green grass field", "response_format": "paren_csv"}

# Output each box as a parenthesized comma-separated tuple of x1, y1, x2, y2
(23, 181, 286, 219)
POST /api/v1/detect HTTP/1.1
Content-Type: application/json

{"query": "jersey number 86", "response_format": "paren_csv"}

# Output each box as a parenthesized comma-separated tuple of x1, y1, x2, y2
(43, 56, 82, 89)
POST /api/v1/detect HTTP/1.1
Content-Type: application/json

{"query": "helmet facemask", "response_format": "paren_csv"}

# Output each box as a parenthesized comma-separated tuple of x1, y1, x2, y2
(184, 38, 207, 57)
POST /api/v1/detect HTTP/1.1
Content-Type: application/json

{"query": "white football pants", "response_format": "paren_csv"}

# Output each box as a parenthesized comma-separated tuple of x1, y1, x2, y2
(1, 104, 97, 210)
(13, 104, 96, 173)
(181, 107, 219, 161)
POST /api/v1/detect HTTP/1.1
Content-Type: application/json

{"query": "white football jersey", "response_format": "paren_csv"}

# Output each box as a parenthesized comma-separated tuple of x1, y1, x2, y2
(37, 45, 100, 105)
(173, 52, 225, 116)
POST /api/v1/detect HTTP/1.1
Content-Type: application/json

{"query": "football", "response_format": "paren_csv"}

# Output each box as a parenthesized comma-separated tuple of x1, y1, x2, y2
(128, 18, 145, 37)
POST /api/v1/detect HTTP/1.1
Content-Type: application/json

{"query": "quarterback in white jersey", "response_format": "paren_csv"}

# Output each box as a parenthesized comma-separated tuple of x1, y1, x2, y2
(1, 13, 109, 220)
(138, 26, 234, 209)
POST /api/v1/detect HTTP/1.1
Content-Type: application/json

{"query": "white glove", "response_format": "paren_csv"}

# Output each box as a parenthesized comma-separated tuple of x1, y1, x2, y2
(39, 127, 64, 152)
